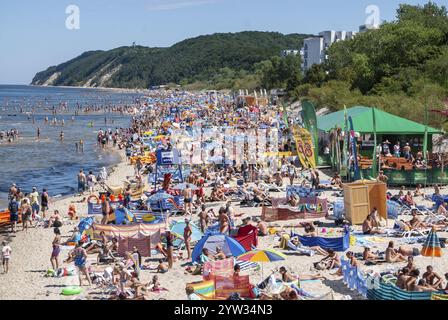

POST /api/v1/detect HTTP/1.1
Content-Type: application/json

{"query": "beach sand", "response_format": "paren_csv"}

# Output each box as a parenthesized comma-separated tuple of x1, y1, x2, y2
(1, 158, 447, 300)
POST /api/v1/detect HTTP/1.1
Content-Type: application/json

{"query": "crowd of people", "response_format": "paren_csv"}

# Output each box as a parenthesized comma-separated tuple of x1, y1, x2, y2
(1, 89, 448, 301)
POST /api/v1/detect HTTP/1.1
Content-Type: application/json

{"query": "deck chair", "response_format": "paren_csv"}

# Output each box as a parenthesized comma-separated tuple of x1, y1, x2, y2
(33, 213, 46, 228)
(286, 240, 315, 256)
(260, 182, 285, 193)
(393, 220, 431, 238)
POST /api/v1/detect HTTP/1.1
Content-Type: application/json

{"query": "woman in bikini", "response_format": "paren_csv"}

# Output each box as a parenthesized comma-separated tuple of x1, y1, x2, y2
(50, 228, 61, 270)
(219, 210, 230, 235)
(183, 220, 192, 260)
(72, 242, 92, 286)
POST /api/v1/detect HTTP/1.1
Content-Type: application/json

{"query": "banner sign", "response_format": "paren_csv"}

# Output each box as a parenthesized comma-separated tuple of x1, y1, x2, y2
(292, 126, 316, 169)
(156, 149, 180, 165)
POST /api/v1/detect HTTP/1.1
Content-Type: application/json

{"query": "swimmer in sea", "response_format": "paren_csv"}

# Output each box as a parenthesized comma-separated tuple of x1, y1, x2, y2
(60, 131, 64, 142)
(37, 128, 40, 139)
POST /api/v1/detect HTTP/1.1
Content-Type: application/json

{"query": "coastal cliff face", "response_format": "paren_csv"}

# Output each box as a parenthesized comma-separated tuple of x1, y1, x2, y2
(31, 31, 311, 89)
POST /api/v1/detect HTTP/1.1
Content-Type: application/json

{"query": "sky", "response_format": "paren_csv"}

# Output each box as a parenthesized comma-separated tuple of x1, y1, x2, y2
(0, 0, 444, 84)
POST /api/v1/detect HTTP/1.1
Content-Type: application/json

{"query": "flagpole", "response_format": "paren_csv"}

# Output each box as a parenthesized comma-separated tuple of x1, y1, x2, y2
(423, 105, 429, 188)
(371, 107, 377, 179)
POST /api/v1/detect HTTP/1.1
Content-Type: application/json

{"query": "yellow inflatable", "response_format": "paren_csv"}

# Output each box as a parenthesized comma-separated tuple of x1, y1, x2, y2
(142, 214, 155, 223)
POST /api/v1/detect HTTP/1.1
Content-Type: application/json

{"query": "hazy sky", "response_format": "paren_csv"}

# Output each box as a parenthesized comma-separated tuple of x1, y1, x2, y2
(0, 0, 443, 84)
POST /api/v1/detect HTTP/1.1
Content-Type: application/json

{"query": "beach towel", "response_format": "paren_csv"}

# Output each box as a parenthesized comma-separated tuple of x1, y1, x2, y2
(187, 280, 215, 299)
(279, 234, 290, 250)
(431, 293, 448, 300)
(294, 232, 350, 252)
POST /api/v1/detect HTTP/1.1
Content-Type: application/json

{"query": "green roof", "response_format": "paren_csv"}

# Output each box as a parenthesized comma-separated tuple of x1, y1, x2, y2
(317, 106, 443, 135)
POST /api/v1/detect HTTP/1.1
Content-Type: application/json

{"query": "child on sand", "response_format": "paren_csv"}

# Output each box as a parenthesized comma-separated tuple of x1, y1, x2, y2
(2, 241, 12, 274)
(68, 204, 78, 220)
(157, 259, 168, 273)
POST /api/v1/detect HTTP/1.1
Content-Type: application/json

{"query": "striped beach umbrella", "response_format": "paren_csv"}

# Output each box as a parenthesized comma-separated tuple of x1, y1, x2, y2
(237, 249, 286, 278)
(421, 228, 442, 258)
(237, 249, 287, 263)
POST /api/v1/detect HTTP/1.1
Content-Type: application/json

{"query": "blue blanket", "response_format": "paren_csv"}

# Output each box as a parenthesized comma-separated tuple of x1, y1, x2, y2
(293, 232, 350, 252)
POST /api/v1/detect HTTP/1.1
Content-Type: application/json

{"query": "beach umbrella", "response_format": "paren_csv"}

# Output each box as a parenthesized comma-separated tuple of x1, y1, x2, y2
(172, 183, 198, 191)
(191, 233, 246, 263)
(421, 228, 442, 259)
(237, 249, 286, 278)
(147, 192, 174, 218)
(147, 191, 174, 202)
(170, 220, 203, 242)
(237, 249, 286, 263)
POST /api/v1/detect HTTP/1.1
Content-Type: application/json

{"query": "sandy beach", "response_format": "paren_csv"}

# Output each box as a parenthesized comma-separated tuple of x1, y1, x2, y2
(1, 149, 447, 300)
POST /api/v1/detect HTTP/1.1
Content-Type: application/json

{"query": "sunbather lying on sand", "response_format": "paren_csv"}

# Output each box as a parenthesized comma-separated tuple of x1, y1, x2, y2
(314, 249, 340, 270)
(279, 266, 327, 283)
(289, 236, 329, 256)
(385, 241, 418, 263)
(362, 247, 383, 261)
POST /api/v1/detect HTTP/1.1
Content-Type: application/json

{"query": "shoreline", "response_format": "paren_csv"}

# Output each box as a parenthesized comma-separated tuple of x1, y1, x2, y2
(28, 84, 151, 94)
(0, 146, 126, 211)
(0, 149, 136, 300)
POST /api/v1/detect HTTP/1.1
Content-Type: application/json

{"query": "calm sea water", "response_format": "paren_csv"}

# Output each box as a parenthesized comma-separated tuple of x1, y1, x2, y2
(0, 85, 143, 208)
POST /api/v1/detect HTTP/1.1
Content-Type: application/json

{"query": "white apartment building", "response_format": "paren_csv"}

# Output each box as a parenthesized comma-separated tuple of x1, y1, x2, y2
(301, 30, 357, 71)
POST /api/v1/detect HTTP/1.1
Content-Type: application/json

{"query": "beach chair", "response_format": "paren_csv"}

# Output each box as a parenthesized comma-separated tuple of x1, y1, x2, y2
(259, 182, 285, 193)
(33, 213, 46, 228)
(393, 220, 431, 238)
(285, 240, 315, 256)
(423, 212, 447, 225)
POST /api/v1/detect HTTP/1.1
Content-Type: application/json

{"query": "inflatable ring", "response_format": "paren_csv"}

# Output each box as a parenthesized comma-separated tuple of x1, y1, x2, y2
(61, 286, 82, 296)
(87, 195, 100, 204)
(142, 214, 156, 223)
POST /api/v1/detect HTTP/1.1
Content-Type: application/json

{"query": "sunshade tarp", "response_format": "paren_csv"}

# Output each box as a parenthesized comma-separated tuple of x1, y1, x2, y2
(92, 223, 166, 239)
(192, 233, 246, 263)
(317, 106, 442, 134)
(92, 223, 164, 257)
(294, 231, 350, 252)
(366, 275, 434, 300)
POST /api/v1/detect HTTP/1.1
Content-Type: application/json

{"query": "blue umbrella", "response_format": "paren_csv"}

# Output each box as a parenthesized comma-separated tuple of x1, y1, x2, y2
(191, 232, 246, 263)
(147, 192, 174, 202)
(147, 192, 174, 218)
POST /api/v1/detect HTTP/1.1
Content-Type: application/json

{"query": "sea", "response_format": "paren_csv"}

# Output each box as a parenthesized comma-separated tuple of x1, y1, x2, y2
(0, 85, 144, 209)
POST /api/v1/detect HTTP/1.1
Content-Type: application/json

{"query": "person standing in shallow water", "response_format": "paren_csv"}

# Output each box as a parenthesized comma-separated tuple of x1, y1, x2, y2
(78, 169, 86, 195)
